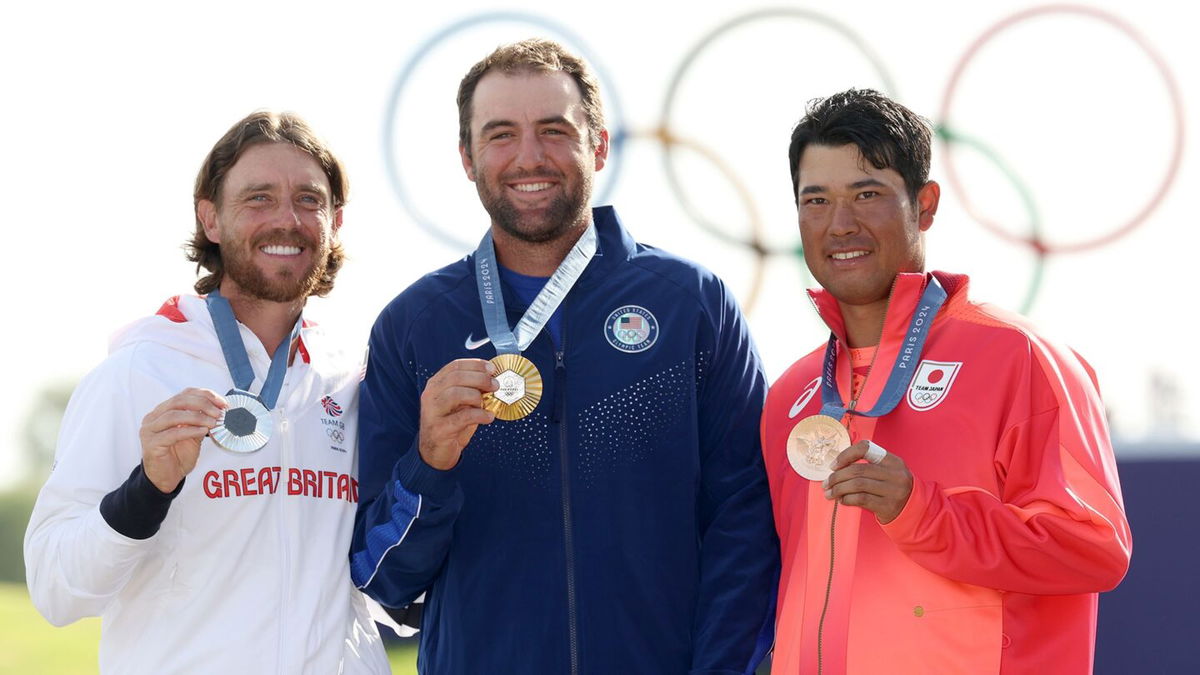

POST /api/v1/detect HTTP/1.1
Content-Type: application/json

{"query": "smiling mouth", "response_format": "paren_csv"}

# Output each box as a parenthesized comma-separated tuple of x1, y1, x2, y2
(831, 251, 869, 260)
(510, 182, 555, 193)
(260, 245, 303, 256)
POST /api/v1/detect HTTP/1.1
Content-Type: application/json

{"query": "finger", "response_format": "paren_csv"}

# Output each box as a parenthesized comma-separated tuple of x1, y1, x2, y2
(143, 390, 226, 423)
(446, 406, 496, 429)
(145, 425, 212, 451)
(436, 358, 497, 379)
(143, 407, 221, 435)
(864, 441, 888, 465)
(428, 384, 496, 415)
(824, 474, 887, 500)
(831, 440, 870, 471)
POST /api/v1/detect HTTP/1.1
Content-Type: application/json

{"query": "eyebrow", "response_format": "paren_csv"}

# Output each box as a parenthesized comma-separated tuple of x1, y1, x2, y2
(234, 182, 329, 198)
(799, 178, 887, 195)
(479, 115, 574, 135)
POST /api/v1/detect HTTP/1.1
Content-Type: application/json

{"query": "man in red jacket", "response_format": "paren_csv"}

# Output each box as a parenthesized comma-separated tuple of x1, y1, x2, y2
(762, 89, 1131, 674)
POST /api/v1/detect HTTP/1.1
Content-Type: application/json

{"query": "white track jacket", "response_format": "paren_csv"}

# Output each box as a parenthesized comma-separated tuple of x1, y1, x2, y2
(24, 294, 389, 674)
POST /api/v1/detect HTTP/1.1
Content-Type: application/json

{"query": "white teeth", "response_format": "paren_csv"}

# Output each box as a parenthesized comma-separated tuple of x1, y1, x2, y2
(832, 251, 869, 260)
(512, 182, 553, 192)
(261, 245, 301, 256)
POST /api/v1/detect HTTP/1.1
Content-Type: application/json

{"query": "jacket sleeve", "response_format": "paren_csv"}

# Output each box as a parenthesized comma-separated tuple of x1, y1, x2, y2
(350, 303, 463, 610)
(689, 280, 780, 675)
(882, 339, 1132, 595)
(23, 350, 167, 626)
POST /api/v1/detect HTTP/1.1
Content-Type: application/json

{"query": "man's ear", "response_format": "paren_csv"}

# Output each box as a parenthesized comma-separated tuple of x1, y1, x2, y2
(198, 199, 221, 243)
(332, 207, 343, 237)
(593, 128, 610, 172)
(460, 143, 476, 182)
(916, 180, 940, 231)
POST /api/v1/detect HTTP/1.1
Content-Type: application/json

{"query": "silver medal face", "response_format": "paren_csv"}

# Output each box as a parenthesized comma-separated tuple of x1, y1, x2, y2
(211, 391, 273, 454)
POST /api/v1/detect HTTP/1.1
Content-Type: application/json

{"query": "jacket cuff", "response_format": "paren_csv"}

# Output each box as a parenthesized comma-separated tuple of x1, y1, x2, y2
(880, 475, 930, 542)
(394, 442, 458, 502)
(99, 464, 183, 540)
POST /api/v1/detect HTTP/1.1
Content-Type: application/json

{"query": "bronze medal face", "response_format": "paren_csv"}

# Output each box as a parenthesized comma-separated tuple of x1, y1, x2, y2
(211, 390, 272, 453)
(482, 354, 543, 421)
(786, 414, 850, 480)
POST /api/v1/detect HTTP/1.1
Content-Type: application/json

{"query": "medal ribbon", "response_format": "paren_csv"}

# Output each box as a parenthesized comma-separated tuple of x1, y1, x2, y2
(205, 288, 302, 409)
(475, 224, 598, 354)
(818, 275, 948, 419)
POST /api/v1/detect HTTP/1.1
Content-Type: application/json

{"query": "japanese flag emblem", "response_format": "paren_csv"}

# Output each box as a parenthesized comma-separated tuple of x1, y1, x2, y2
(907, 360, 962, 412)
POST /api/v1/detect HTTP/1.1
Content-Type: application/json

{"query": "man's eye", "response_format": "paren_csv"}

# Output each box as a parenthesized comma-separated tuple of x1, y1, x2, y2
(857, 191, 878, 200)
(805, 197, 827, 205)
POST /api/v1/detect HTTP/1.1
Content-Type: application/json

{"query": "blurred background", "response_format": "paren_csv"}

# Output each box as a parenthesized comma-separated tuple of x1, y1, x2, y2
(1, 0, 1195, 672)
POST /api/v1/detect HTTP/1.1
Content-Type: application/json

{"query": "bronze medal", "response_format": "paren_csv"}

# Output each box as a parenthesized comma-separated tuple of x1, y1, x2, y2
(482, 353, 543, 421)
(786, 414, 851, 480)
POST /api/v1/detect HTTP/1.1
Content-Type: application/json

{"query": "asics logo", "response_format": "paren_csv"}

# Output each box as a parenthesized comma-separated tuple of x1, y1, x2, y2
(788, 377, 822, 418)
(464, 334, 491, 350)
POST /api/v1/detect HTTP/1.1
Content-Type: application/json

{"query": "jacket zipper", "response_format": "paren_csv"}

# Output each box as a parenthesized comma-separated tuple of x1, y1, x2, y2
(554, 340, 579, 675)
(276, 401, 292, 674)
(815, 276, 899, 675)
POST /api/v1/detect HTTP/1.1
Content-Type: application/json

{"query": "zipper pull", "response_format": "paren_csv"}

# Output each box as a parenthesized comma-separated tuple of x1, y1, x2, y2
(553, 351, 565, 423)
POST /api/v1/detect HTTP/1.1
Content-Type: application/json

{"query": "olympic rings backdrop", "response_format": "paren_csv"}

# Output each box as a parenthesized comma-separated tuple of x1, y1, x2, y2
(2, 0, 1196, 462)
(2, 1, 1198, 671)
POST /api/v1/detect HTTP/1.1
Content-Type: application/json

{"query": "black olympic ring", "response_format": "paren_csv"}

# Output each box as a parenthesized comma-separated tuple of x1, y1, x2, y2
(381, 6, 1184, 313)
(657, 7, 899, 258)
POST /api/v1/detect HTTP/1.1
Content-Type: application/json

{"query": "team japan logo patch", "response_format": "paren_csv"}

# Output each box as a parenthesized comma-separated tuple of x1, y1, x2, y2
(604, 305, 659, 353)
(907, 360, 962, 411)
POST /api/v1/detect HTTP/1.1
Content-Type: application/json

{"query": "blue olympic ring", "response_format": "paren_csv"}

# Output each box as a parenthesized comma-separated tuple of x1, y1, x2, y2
(382, 11, 628, 251)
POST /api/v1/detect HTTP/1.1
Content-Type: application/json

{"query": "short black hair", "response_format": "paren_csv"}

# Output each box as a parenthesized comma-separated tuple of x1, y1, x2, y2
(788, 89, 931, 203)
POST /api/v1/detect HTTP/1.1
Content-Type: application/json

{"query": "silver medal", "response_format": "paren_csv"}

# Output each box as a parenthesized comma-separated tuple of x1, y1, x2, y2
(210, 390, 273, 454)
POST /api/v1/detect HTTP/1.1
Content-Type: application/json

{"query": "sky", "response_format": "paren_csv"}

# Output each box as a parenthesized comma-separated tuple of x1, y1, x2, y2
(2, 0, 1197, 485)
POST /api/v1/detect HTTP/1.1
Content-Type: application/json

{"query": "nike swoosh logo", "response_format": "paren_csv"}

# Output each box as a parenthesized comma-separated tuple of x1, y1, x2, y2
(464, 334, 491, 350)
(788, 377, 822, 418)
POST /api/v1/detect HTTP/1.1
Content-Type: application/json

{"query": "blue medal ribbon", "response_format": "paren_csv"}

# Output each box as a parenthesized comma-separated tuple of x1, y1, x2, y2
(474, 224, 597, 355)
(205, 288, 302, 409)
(818, 275, 948, 419)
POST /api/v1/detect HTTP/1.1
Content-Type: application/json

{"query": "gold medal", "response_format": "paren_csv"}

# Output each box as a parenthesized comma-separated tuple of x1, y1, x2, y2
(482, 353, 543, 421)
(786, 414, 850, 480)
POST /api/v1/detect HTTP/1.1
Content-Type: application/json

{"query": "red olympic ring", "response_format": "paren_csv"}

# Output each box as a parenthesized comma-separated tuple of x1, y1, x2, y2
(939, 4, 1185, 254)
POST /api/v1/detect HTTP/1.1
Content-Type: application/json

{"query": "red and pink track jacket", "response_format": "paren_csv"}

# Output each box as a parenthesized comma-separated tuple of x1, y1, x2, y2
(762, 271, 1131, 674)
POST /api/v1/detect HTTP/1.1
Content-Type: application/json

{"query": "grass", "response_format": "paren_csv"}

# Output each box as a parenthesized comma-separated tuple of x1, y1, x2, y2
(0, 582, 418, 673)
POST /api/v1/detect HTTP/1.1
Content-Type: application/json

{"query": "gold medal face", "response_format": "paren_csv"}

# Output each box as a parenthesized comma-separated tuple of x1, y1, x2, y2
(482, 354, 543, 421)
(786, 414, 850, 480)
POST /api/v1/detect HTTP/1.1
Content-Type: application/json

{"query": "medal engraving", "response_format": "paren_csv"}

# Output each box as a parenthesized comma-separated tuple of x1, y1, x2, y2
(482, 354, 543, 421)
(786, 414, 850, 481)
(211, 390, 273, 454)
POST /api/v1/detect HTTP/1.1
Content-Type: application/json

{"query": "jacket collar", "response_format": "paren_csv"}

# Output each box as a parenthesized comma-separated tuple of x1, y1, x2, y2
(807, 270, 969, 347)
(464, 205, 635, 311)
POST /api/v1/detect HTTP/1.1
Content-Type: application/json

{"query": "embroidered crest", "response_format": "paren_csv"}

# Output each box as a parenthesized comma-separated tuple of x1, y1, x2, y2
(907, 360, 962, 411)
(604, 306, 659, 353)
(321, 395, 344, 417)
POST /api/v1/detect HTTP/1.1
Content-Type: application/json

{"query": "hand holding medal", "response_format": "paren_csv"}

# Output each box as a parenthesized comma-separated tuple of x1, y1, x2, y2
(139, 387, 227, 493)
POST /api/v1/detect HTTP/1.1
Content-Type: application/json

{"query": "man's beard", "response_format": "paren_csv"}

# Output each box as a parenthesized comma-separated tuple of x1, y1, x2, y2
(221, 231, 327, 303)
(477, 166, 592, 244)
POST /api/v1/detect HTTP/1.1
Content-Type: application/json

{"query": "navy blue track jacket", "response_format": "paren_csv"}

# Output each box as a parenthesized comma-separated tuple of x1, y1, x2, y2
(351, 207, 779, 674)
